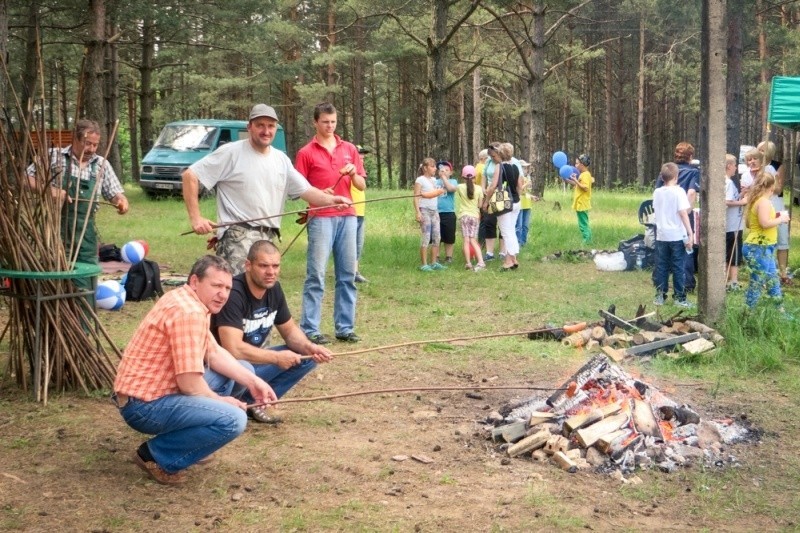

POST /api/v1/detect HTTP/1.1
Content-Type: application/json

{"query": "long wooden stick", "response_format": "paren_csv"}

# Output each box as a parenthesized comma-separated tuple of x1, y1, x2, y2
(246, 384, 566, 409)
(180, 193, 422, 236)
(300, 327, 564, 360)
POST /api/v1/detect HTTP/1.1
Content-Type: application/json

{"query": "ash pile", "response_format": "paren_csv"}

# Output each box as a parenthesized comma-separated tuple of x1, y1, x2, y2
(485, 355, 759, 476)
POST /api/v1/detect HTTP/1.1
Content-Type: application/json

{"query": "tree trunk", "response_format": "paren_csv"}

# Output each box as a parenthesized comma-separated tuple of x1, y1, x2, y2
(399, 59, 409, 188)
(325, 0, 337, 103)
(698, 0, 727, 324)
(458, 84, 467, 165)
(757, 0, 768, 141)
(281, 3, 301, 155)
(528, 1, 546, 198)
(426, 0, 449, 157)
(726, 0, 744, 155)
(128, 82, 139, 182)
(105, 13, 120, 176)
(21, 1, 39, 127)
(604, 40, 614, 188)
(0, 0, 6, 124)
(370, 63, 382, 187)
(351, 22, 365, 146)
(139, 14, 155, 155)
(471, 65, 482, 163)
(82, 0, 108, 143)
(636, 16, 646, 187)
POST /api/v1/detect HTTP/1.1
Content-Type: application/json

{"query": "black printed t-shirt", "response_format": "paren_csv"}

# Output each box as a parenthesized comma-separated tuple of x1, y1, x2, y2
(212, 274, 291, 349)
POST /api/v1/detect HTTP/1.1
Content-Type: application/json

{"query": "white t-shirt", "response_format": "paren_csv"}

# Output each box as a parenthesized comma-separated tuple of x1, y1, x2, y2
(190, 140, 310, 237)
(415, 175, 439, 210)
(653, 184, 691, 242)
(740, 164, 776, 189)
(725, 177, 745, 232)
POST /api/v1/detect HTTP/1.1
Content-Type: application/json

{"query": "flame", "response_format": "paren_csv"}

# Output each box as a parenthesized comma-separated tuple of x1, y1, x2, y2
(659, 420, 674, 441)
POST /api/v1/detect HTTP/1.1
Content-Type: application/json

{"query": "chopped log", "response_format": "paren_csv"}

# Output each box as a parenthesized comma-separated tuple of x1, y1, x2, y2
(623, 333, 700, 357)
(563, 400, 624, 434)
(685, 320, 725, 344)
(585, 339, 600, 352)
(507, 429, 551, 457)
(500, 422, 529, 443)
(527, 422, 560, 436)
(551, 451, 578, 473)
(492, 421, 526, 442)
(595, 429, 633, 454)
(531, 449, 549, 462)
(546, 355, 608, 409)
(601, 346, 625, 362)
(575, 413, 630, 448)
(544, 435, 569, 455)
(659, 405, 700, 426)
(598, 309, 640, 333)
(631, 399, 663, 440)
(528, 411, 556, 426)
(671, 321, 690, 334)
(681, 337, 716, 355)
(632, 331, 675, 345)
(590, 326, 607, 341)
(565, 448, 583, 460)
(562, 328, 593, 347)
(602, 333, 632, 349)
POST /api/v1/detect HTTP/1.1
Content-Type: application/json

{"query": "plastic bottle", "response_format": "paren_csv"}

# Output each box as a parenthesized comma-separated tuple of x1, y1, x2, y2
(635, 251, 643, 270)
(684, 235, 693, 255)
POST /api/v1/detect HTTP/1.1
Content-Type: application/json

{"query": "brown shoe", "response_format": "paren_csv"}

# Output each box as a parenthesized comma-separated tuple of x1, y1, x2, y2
(132, 451, 187, 485)
(247, 405, 283, 424)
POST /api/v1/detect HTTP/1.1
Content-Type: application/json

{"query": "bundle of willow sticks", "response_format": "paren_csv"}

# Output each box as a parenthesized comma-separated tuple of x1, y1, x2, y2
(0, 110, 120, 403)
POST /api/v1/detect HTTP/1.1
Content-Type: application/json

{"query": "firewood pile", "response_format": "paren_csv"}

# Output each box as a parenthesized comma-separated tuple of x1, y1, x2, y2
(529, 306, 724, 360)
(485, 354, 757, 477)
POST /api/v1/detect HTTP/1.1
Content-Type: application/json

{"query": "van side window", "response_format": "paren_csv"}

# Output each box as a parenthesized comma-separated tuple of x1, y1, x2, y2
(218, 129, 232, 147)
(236, 130, 248, 141)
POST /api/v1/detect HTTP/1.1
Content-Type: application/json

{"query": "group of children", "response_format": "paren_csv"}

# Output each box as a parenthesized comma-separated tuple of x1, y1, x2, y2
(655, 142, 791, 312)
(413, 150, 595, 272)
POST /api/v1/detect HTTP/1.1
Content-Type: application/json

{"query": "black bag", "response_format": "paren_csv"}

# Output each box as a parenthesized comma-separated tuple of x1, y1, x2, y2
(124, 259, 164, 301)
(487, 165, 513, 216)
(618, 234, 654, 271)
(98, 243, 122, 262)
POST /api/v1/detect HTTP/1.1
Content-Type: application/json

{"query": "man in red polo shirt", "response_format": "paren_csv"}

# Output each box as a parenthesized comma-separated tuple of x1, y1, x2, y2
(295, 103, 367, 344)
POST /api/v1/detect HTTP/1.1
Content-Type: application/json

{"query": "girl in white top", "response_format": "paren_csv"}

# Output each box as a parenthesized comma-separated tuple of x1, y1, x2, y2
(413, 158, 446, 271)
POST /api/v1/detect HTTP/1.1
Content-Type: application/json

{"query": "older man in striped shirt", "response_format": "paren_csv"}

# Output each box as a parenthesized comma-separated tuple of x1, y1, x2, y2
(113, 255, 275, 485)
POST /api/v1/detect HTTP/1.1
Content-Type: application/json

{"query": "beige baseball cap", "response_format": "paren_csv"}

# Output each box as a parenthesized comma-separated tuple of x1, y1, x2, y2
(249, 104, 279, 122)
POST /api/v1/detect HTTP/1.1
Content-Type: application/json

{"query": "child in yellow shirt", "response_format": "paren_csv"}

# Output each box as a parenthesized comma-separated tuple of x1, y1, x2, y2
(568, 153, 594, 245)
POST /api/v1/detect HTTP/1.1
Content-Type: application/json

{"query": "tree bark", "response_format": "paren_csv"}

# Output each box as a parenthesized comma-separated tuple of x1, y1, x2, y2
(698, 0, 727, 324)
(636, 16, 646, 187)
(757, 0, 768, 140)
(426, 0, 449, 157)
(472, 65, 482, 162)
(726, 0, 744, 155)
(82, 0, 108, 142)
(139, 13, 155, 155)
(528, 1, 546, 198)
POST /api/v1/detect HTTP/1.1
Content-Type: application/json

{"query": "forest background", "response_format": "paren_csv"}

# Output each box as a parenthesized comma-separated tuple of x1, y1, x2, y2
(2, 0, 800, 197)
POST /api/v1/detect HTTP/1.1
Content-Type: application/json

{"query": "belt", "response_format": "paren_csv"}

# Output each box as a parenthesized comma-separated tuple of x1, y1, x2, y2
(231, 223, 281, 239)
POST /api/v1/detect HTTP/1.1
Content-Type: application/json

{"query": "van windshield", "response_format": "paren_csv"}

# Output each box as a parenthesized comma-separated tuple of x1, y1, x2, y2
(153, 125, 219, 151)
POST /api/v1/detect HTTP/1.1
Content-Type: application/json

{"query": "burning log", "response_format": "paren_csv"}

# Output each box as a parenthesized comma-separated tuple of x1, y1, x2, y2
(528, 411, 557, 426)
(507, 429, 551, 457)
(659, 406, 700, 426)
(575, 412, 630, 448)
(631, 399, 663, 440)
(595, 429, 634, 454)
(546, 354, 608, 410)
(563, 400, 624, 434)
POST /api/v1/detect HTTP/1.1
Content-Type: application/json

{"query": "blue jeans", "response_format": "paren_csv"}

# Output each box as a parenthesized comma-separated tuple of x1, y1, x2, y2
(516, 208, 531, 246)
(742, 243, 782, 308)
(654, 240, 687, 300)
(355, 216, 365, 261)
(117, 363, 251, 474)
(300, 216, 357, 337)
(239, 345, 317, 402)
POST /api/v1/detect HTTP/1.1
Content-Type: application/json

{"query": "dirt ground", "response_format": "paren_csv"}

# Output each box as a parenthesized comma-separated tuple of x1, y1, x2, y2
(1, 332, 796, 533)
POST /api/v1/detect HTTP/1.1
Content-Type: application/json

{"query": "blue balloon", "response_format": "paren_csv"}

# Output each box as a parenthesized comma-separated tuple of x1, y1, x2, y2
(552, 151, 568, 169)
(559, 164, 576, 180)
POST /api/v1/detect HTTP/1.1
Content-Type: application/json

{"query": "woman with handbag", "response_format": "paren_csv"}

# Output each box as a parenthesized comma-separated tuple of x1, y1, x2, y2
(482, 143, 521, 271)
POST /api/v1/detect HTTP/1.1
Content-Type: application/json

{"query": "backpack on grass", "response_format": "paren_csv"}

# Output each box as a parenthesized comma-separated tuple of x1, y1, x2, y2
(124, 259, 164, 301)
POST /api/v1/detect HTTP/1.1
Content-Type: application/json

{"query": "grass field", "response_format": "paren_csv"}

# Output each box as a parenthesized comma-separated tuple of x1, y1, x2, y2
(1, 183, 799, 531)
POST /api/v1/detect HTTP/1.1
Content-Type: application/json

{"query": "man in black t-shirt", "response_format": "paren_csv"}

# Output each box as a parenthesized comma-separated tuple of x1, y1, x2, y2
(213, 240, 333, 423)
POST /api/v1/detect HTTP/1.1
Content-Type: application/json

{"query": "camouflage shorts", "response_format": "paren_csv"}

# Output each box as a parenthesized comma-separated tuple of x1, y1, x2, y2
(216, 225, 279, 275)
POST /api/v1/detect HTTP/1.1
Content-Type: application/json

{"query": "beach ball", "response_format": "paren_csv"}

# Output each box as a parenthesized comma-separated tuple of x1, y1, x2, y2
(559, 164, 577, 180)
(552, 151, 568, 169)
(97, 280, 126, 310)
(136, 240, 150, 257)
(121, 240, 146, 264)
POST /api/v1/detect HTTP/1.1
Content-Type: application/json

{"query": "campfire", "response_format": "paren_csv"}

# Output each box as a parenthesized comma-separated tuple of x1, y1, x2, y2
(487, 354, 757, 477)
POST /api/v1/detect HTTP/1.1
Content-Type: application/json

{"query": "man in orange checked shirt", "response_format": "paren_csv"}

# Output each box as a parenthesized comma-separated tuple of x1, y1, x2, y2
(113, 255, 275, 485)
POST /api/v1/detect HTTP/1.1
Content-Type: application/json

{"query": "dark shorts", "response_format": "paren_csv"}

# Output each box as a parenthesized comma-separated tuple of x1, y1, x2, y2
(726, 231, 743, 267)
(439, 212, 456, 245)
(478, 212, 497, 241)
